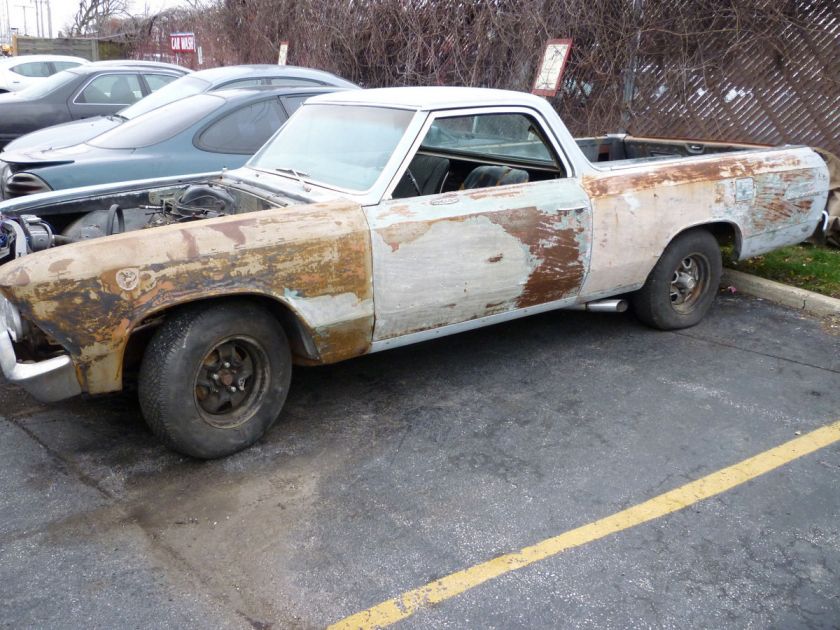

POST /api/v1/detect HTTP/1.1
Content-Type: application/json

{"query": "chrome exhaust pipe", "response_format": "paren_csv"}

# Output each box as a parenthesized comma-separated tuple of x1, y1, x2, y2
(567, 299, 629, 313)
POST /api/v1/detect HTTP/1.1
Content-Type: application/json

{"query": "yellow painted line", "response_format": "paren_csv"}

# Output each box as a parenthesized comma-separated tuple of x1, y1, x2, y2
(329, 420, 840, 630)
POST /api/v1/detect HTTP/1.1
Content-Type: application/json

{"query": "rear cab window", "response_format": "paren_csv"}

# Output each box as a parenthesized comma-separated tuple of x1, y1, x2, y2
(89, 93, 225, 149)
(11, 62, 52, 77)
(196, 98, 287, 154)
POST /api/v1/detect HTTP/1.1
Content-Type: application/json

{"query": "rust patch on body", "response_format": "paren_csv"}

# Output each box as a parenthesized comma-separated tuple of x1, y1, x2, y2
(378, 204, 415, 220)
(582, 153, 806, 199)
(0, 200, 375, 394)
(467, 187, 526, 201)
(378, 222, 433, 252)
(208, 221, 250, 247)
(486, 206, 585, 308)
(48, 258, 73, 275)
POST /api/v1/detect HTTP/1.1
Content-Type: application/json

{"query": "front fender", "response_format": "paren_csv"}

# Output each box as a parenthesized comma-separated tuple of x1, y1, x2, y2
(0, 200, 373, 394)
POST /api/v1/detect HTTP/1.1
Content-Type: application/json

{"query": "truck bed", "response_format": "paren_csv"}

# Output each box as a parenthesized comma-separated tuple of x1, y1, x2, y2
(576, 135, 769, 166)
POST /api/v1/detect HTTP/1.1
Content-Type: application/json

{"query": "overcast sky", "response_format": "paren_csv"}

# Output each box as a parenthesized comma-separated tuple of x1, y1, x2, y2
(5, 0, 190, 38)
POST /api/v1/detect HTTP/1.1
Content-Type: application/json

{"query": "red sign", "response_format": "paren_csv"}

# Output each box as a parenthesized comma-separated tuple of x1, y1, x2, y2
(170, 33, 196, 53)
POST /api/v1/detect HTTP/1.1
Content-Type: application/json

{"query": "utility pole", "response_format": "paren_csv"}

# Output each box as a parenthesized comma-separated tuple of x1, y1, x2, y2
(32, 0, 39, 37)
(46, 0, 50, 38)
(15, 3, 27, 35)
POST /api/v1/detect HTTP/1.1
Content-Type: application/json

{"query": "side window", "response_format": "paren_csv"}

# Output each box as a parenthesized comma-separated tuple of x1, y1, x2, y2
(220, 78, 262, 89)
(392, 112, 563, 199)
(196, 99, 287, 154)
(76, 74, 143, 105)
(11, 62, 52, 77)
(52, 61, 83, 72)
(263, 77, 321, 86)
(144, 73, 177, 92)
(425, 113, 557, 164)
(281, 94, 316, 115)
(218, 77, 321, 89)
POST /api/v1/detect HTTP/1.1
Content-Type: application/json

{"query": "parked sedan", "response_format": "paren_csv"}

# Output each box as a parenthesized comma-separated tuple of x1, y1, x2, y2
(0, 61, 189, 149)
(0, 55, 89, 93)
(2, 64, 357, 154)
(0, 86, 351, 201)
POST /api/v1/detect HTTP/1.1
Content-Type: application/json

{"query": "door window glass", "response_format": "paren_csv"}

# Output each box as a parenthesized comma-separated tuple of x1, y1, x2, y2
(76, 74, 143, 104)
(424, 113, 557, 165)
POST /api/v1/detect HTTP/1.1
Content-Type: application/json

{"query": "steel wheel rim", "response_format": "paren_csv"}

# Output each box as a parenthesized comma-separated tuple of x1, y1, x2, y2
(193, 336, 269, 429)
(669, 252, 711, 314)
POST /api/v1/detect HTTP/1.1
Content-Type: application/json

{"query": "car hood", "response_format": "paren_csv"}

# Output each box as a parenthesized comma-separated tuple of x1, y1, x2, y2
(3, 117, 121, 153)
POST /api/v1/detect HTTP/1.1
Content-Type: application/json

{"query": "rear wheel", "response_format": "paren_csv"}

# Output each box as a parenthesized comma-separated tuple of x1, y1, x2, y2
(632, 229, 722, 330)
(138, 300, 291, 458)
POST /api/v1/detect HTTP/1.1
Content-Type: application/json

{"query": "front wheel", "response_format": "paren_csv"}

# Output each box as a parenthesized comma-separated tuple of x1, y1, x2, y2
(632, 229, 722, 330)
(138, 300, 292, 458)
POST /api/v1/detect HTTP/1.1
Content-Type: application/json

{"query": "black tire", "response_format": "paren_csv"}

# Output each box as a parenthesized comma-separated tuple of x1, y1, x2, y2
(632, 229, 722, 330)
(138, 300, 292, 459)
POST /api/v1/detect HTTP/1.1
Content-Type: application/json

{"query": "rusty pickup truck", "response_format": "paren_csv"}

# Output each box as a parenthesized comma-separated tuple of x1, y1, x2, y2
(0, 87, 830, 457)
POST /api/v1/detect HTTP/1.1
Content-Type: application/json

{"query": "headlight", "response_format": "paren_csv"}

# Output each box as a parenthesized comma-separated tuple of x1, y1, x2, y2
(2, 170, 52, 199)
(0, 294, 22, 341)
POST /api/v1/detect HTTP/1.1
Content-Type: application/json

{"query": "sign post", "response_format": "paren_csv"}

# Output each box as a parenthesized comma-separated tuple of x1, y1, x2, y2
(277, 41, 289, 65)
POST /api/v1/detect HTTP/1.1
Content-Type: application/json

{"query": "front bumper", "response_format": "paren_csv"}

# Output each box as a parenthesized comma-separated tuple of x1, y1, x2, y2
(0, 330, 82, 402)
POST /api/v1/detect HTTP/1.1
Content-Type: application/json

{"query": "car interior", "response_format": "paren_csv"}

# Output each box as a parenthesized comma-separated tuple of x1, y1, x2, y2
(392, 112, 567, 199)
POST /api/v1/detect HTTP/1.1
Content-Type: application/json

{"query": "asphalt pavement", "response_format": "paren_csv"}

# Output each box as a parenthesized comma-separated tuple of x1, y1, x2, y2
(1, 292, 838, 629)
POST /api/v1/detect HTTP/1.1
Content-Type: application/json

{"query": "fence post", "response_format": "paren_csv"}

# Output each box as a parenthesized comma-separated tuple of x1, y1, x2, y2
(621, 0, 644, 132)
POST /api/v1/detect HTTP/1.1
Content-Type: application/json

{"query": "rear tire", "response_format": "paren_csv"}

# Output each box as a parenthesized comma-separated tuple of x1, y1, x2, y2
(138, 300, 291, 458)
(632, 229, 722, 330)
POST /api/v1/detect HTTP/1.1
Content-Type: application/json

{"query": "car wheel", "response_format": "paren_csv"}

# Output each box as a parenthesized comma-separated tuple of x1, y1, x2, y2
(632, 229, 722, 330)
(138, 300, 292, 458)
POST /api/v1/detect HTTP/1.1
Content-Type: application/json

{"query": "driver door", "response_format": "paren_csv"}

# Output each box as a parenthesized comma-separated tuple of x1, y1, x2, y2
(364, 109, 592, 343)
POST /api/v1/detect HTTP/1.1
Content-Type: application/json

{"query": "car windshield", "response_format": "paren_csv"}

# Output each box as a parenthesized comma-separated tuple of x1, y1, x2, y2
(120, 75, 211, 119)
(14, 69, 78, 98)
(250, 104, 415, 191)
(89, 93, 225, 149)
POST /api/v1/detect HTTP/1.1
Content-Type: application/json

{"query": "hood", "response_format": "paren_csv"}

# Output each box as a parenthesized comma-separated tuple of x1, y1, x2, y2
(2, 117, 121, 153)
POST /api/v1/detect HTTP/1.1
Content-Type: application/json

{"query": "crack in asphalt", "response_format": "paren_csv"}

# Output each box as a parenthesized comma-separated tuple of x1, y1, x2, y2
(672, 330, 840, 374)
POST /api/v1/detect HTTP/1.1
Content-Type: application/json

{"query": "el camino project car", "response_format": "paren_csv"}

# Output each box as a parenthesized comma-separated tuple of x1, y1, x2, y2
(0, 87, 830, 457)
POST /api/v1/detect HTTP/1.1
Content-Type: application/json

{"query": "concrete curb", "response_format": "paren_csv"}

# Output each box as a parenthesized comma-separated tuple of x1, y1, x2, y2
(721, 269, 840, 318)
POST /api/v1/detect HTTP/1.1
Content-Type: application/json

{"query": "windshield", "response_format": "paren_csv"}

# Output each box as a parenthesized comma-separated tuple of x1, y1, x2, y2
(120, 75, 211, 119)
(89, 93, 225, 149)
(250, 104, 415, 191)
(15, 69, 78, 99)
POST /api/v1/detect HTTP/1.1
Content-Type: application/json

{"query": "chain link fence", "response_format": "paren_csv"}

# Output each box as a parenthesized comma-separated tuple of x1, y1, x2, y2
(134, 0, 839, 153)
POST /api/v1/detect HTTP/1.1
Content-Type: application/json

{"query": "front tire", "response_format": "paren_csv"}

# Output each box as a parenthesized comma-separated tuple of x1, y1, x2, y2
(632, 229, 722, 330)
(138, 300, 292, 458)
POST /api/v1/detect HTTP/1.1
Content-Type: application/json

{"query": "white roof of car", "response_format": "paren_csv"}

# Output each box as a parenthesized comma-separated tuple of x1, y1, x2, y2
(308, 86, 548, 111)
(0, 54, 88, 67)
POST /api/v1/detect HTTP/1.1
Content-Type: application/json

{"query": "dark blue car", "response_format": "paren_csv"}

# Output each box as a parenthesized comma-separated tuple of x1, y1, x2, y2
(0, 85, 353, 199)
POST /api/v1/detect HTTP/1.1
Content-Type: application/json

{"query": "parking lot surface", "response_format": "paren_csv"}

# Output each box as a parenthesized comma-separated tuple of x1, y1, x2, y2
(1, 293, 838, 629)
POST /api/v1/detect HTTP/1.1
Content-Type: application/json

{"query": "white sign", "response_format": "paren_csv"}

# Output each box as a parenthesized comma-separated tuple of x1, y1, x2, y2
(277, 41, 289, 65)
(532, 39, 572, 97)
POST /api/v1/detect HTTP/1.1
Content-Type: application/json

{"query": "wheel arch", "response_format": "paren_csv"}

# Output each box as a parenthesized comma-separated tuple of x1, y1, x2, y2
(122, 293, 321, 386)
(666, 220, 742, 258)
